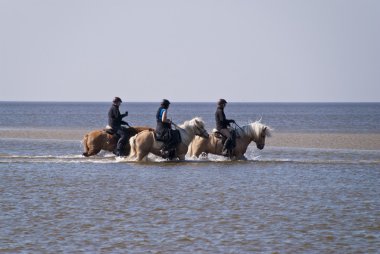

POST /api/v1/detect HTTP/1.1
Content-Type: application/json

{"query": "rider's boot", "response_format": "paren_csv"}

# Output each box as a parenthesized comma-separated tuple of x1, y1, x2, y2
(222, 138, 232, 157)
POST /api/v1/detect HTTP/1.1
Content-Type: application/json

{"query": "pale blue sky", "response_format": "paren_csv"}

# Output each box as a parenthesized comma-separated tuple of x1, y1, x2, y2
(1, 0, 379, 102)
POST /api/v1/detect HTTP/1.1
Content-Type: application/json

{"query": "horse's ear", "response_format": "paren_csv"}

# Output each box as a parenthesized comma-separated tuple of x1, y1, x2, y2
(263, 126, 272, 137)
(263, 127, 267, 134)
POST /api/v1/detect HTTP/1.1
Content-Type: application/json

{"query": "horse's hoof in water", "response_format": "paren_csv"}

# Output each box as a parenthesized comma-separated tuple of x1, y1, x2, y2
(160, 149, 170, 159)
(200, 152, 208, 159)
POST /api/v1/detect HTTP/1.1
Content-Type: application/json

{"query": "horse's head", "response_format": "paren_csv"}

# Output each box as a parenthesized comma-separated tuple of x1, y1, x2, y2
(246, 122, 271, 150)
(189, 117, 209, 139)
(256, 126, 267, 150)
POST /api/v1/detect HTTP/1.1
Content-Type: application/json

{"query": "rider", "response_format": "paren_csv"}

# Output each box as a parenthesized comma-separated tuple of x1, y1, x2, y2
(215, 99, 236, 156)
(155, 99, 176, 158)
(108, 97, 129, 156)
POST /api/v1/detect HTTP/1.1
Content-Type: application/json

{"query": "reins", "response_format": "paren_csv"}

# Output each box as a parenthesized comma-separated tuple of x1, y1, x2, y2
(233, 122, 245, 133)
(171, 121, 180, 129)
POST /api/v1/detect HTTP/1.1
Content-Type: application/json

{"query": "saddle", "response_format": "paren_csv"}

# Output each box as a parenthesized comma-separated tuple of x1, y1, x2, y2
(212, 129, 227, 141)
(213, 129, 237, 157)
(103, 125, 128, 137)
(153, 131, 164, 142)
(104, 125, 115, 135)
(154, 129, 181, 144)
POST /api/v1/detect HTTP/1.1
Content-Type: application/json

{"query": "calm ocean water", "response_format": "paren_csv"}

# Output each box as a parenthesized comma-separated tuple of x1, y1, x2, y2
(1, 102, 380, 133)
(1, 102, 379, 253)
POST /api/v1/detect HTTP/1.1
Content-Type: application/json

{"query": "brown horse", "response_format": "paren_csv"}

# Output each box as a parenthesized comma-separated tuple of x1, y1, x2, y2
(188, 121, 271, 160)
(129, 117, 209, 161)
(82, 126, 153, 157)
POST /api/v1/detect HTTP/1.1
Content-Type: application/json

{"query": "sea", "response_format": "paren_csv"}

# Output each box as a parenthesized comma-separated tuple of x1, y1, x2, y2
(0, 102, 379, 253)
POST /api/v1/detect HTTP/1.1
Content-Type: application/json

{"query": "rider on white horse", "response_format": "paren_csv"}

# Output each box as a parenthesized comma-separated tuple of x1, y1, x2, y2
(155, 99, 180, 159)
(215, 99, 236, 156)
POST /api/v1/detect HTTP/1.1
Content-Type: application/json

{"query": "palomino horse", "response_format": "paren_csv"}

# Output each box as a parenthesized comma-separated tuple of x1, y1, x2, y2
(82, 126, 153, 157)
(129, 117, 209, 161)
(188, 121, 271, 160)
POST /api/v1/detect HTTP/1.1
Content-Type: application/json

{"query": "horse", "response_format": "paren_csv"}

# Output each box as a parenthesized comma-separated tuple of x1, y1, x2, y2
(188, 120, 272, 160)
(129, 117, 209, 161)
(82, 126, 153, 157)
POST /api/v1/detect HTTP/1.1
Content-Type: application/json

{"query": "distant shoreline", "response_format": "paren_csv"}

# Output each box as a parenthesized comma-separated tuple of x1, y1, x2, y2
(1, 129, 379, 150)
(1, 101, 379, 104)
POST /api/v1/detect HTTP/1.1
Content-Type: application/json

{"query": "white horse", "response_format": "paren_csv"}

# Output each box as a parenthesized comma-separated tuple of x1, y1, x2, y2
(188, 120, 272, 160)
(129, 117, 209, 161)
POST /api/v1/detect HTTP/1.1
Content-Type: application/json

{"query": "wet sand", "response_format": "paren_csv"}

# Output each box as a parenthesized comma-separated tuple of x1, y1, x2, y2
(1, 129, 380, 150)
(0, 129, 89, 141)
(267, 133, 380, 150)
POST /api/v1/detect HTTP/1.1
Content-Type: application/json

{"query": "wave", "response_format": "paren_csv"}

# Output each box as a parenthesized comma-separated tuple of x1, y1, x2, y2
(0, 154, 117, 164)
(1, 153, 379, 165)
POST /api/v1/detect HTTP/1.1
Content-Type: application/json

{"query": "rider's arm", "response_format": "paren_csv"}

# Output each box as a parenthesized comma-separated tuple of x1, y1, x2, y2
(121, 111, 128, 118)
(162, 110, 171, 123)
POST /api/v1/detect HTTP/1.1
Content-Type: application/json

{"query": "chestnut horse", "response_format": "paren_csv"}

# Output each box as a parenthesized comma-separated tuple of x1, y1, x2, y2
(82, 126, 153, 157)
(188, 121, 271, 160)
(129, 117, 209, 161)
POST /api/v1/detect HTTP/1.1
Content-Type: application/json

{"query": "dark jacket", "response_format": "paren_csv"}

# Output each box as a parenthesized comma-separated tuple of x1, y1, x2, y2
(215, 106, 233, 130)
(108, 104, 127, 130)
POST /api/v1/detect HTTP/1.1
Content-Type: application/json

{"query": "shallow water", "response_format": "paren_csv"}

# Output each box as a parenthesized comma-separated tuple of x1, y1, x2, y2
(1, 162, 380, 253)
(1, 102, 380, 253)
(1, 138, 379, 253)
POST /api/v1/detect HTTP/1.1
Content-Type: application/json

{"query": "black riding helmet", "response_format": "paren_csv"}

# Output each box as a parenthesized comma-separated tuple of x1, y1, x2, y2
(218, 99, 227, 105)
(113, 97, 122, 103)
(161, 99, 170, 108)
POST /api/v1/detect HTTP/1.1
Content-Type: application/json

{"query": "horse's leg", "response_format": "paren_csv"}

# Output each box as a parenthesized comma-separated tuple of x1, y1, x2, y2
(135, 151, 144, 161)
(82, 139, 101, 157)
(193, 149, 203, 158)
(191, 137, 208, 158)
(82, 134, 90, 156)
(86, 148, 101, 157)
(132, 140, 150, 161)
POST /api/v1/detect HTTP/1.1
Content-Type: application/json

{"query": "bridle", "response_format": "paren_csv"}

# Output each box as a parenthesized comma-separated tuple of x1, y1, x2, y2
(194, 124, 208, 138)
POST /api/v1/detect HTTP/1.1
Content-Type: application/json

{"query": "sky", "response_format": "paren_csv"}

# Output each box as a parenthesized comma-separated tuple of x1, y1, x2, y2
(0, 0, 379, 102)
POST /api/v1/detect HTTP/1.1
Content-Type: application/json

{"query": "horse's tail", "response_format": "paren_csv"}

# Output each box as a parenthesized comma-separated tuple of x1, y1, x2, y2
(82, 134, 90, 157)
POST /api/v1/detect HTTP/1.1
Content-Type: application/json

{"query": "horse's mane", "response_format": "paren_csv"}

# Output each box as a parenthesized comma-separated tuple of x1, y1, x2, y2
(237, 120, 272, 138)
(180, 117, 205, 129)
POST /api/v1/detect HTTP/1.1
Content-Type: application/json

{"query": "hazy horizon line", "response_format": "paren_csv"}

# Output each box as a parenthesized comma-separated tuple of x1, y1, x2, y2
(1, 100, 379, 104)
